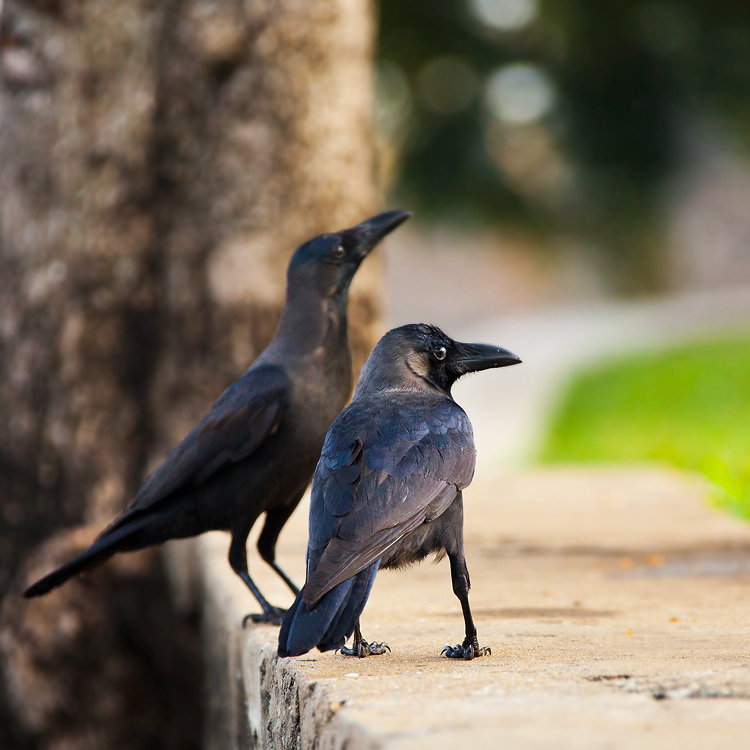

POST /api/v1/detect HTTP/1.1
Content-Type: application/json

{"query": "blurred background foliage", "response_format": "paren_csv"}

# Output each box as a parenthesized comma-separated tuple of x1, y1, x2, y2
(541, 336, 750, 518)
(376, 0, 750, 290)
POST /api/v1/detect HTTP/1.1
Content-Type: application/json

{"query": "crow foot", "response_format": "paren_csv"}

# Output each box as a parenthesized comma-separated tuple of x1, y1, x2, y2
(339, 640, 391, 658)
(441, 641, 491, 660)
(242, 607, 287, 627)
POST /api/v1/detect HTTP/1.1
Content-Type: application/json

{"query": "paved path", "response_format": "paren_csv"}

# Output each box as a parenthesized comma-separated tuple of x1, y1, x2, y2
(401, 286, 750, 469)
(200, 467, 750, 749)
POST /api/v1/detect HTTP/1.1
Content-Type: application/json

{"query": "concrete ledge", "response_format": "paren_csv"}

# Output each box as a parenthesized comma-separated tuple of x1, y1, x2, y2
(199, 468, 750, 750)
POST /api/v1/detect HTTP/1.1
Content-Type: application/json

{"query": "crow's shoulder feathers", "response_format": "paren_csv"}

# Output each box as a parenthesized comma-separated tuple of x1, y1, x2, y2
(106, 364, 289, 530)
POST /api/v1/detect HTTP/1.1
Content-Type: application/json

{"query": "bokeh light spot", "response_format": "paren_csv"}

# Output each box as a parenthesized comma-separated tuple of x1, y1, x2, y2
(416, 56, 478, 115)
(485, 63, 556, 124)
(468, 0, 538, 32)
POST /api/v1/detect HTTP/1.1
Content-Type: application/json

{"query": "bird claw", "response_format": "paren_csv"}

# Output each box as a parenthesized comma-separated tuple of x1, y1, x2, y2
(242, 607, 287, 627)
(442, 642, 491, 660)
(369, 641, 391, 655)
(340, 640, 390, 658)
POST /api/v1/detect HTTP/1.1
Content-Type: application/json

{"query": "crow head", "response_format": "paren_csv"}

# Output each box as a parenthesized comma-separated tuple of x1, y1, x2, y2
(356, 323, 521, 397)
(287, 210, 411, 300)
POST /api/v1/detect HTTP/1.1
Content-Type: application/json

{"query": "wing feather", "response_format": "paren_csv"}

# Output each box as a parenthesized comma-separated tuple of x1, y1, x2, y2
(106, 364, 289, 531)
(303, 396, 475, 607)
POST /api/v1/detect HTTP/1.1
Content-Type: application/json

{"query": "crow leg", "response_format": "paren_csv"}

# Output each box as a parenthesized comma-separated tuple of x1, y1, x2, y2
(257, 502, 302, 596)
(340, 620, 390, 658)
(227, 531, 286, 626)
(442, 549, 491, 660)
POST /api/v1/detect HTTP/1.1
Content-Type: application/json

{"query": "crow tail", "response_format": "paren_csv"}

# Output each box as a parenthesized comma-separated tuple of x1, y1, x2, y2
(22, 515, 153, 598)
(277, 561, 379, 658)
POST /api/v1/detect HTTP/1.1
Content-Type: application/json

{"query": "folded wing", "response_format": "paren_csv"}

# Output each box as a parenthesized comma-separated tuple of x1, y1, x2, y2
(303, 397, 475, 607)
(103, 364, 289, 534)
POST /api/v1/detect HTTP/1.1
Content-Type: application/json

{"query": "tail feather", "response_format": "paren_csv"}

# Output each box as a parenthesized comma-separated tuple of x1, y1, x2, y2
(277, 593, 305, 655)
(23, 516, 152, 598)
(277, 562, 379, 658)
(278, 578, 354, 657)
(318, 562, 378, 652)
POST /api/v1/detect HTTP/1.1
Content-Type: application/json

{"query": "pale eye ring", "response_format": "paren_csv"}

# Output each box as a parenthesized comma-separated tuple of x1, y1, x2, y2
(331, 244, 345, 259)
(432, 345, 447, 361)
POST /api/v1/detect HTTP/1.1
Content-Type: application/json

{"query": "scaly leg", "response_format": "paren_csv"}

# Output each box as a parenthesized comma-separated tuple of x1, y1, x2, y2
(257, 502, 302, 596)
(228, 531, 287, 626)
(442, 549, 491, 660)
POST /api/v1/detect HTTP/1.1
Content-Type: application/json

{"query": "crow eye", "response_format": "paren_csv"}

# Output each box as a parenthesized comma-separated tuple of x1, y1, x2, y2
(432, 345, 447, 361)
(331, 244, 345, 260)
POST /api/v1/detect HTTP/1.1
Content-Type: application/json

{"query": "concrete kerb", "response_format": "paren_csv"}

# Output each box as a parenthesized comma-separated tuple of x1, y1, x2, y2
(200, 531, 382, 750)
(198, 467, 750, 750)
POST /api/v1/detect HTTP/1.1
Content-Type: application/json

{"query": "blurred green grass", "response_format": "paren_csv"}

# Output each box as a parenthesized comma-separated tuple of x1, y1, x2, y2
(540, 337, 750, 520)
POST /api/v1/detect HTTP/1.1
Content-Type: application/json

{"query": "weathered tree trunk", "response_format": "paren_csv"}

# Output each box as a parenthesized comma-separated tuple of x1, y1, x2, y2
(0, 0, 163, 579)
(148, 0, 380, 457)
(0, 0, 380, 746)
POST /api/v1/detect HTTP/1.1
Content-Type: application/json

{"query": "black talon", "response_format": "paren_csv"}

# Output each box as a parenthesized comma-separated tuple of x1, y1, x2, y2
(243, 606, 287, 627)
(339, 622, 390, 658)
(442, 640, 491, 660)
(340, 639, 391, 658)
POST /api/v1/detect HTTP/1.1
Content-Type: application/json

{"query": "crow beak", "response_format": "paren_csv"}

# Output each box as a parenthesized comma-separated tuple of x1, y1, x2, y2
(348, 210, 411, 260)
(454, 342, 522, 374)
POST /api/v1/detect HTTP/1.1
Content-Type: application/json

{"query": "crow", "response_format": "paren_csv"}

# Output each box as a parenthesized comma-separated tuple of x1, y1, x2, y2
(23, 211, 411, 624)
(278, 323, 521, 658)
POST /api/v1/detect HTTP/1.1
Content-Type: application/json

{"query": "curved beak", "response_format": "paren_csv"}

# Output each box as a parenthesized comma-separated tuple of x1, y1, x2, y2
(454, 342, 522, 375)
(347, 210, 411, 260)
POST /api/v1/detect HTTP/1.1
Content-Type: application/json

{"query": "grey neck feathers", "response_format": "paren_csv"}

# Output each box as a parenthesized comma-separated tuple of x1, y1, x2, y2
(354, 353, 440, 399)
(272, 284, 349, 359)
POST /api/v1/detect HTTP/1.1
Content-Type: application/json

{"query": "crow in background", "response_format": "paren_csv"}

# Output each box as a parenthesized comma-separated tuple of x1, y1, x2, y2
(24, 211, 411, 624)
(278, 323, 521, 658)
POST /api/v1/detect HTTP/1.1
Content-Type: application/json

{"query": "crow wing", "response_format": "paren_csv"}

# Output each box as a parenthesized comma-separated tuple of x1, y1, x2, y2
(303, 395, 475, 607)
(106, 364, 289, 531)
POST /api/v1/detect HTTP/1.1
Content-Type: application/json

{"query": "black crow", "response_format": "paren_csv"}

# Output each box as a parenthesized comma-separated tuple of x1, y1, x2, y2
(23, 211, 411, 624)
(278, 323, 521, 658)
